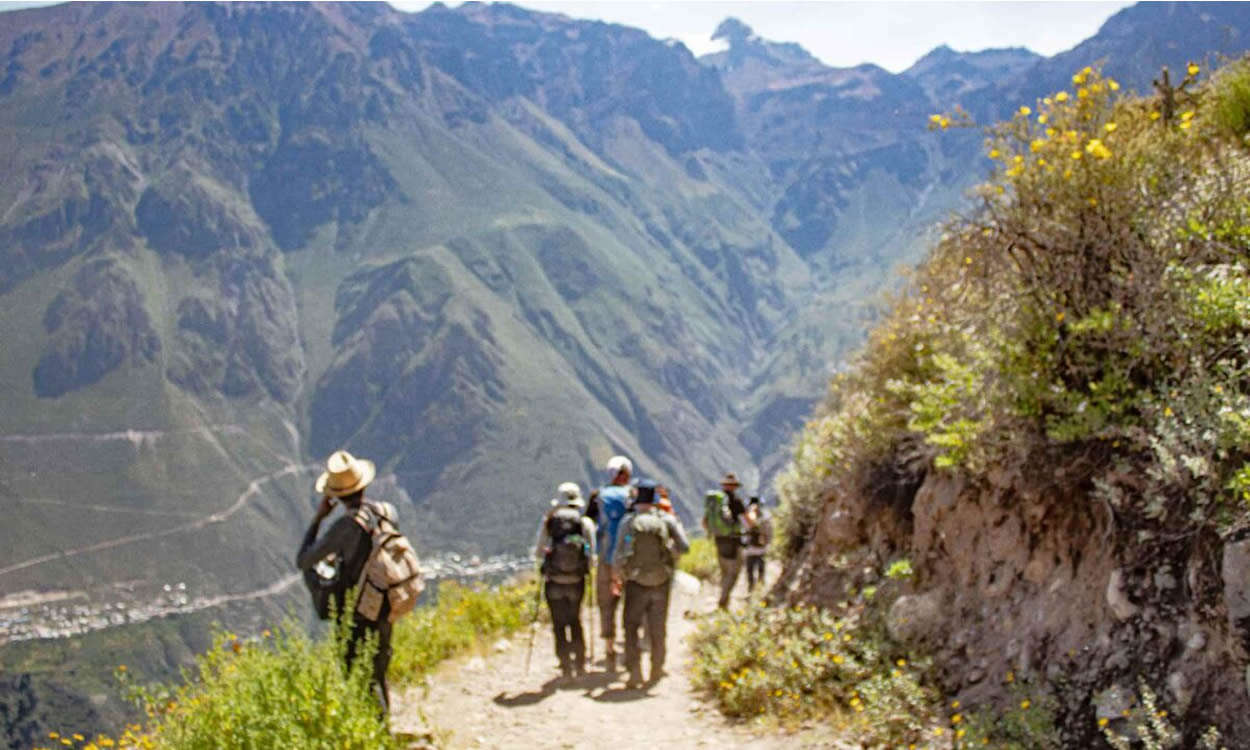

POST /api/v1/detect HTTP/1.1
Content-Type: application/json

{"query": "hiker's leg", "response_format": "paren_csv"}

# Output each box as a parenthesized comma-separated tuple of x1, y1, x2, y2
(546, 583, 573, 671)
(596, 560, 618, 653)
(569, 581, 586, 672)
(746, 555, 763, 592)
(718, 553, 742, 608)
(646, 583, 670, 679)
(373, 621, 393, 716)
(622, 581, 644, 680)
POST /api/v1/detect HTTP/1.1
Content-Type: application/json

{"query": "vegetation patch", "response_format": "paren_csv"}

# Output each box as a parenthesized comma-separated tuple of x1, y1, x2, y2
(36, 579, 534, 750)
(676, 537, 721, 582)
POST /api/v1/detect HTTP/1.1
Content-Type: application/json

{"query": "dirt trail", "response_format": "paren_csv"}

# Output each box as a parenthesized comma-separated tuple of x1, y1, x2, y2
(394, 576, 826, 750)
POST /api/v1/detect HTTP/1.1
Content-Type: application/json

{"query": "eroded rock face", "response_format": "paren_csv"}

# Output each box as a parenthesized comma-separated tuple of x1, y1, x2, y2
(786, 463, 1250, 743)
(165, 253, 303, 403)
(34, 258, 160, 398)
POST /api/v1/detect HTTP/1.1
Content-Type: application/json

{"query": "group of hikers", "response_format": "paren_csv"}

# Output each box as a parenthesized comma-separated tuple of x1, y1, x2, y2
(294, 449, 773, 713)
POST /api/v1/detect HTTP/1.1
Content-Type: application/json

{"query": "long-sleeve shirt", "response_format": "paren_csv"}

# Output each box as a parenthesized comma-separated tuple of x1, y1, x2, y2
(295, 504, 373, 617)
(534, 505, 598, 561)
(612, 505, 690, 579)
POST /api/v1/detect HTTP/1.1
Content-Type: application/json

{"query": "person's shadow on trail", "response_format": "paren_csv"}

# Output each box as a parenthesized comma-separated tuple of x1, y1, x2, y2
(492, 671, 617, 706)
(592, 683, 651, 703)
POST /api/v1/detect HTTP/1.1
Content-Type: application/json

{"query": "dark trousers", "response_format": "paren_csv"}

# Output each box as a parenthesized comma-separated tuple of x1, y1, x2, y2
(623, 580, 671, 681)
(596, 560, 620, 643)
(746, 554, 766, 592)
(545, 580, 586, 671)
(345, 616, 393, 715)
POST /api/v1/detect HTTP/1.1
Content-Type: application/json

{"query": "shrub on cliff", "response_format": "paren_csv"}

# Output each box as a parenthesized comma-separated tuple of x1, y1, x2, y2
(776, 58, 1250, 559)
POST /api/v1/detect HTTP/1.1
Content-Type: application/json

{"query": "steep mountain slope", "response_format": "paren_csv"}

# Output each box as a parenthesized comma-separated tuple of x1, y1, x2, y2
(0, 0, 813, 615)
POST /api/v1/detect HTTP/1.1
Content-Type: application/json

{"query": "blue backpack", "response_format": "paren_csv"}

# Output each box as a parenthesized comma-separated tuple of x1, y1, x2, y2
(597, 485, 630, 564)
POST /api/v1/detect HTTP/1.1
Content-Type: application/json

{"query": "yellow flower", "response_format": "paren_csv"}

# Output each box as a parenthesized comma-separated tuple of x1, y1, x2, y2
(1181, 110, 1195, 121)
(1013, 154, 1024, 164)
(1037, 114, 1048, 124)
(1030, 139, 1045, 153)
(1019, 105, 1032, 116)
(1188, 62, 1200, 77)
(952, 713, 963, 724)
(1055, 91, 1069, 102)
(1005, 165, 1024, 178)
(1088, 197, 1098, 207)
(951, 699, 961, 708)
(1070, 150, 1082, 160)
(934, 727, 945, 736)
(824, 632, 833, 640)
(957, 729, 967, 739)
(1043, 97, 1053, 106)
(1006, 671, 1015, 683)
(49, 734, 60, 740)
(1164, 407, 1174, 417)
(1021, 699, 1032, 709)
(1056, 311, 1066, 323)
(898, 659, 908, 667)
(1085, 139, 1111, 159)
(988, 148, 1001, 159)
(965, 256, 973, 265)
(1179, 121, 1192, 130)
(1149, 111, 1161, 121)
(832, 654, 844, 664)
(1108, 79, 1120, 91)
(1045, 127, 1057, 138)
(73, 735, 84, 742)
(1099, 717, 1109, 728)
(1104, 122, 1117, 132)
(1072, 71, 1086, 85)
(1078, 87, 1089, 99)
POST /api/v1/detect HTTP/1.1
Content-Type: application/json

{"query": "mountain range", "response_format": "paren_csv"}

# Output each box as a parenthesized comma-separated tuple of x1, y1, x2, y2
(0, 0, 1247, 624)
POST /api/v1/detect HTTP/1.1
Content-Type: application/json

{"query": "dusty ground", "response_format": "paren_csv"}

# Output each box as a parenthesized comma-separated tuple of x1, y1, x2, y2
(393, 574, 832, 750)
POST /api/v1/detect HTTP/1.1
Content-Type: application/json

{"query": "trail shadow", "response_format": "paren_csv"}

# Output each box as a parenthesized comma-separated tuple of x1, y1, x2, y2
(593, 684, 650, 703)
(492, 677, 559, 707)
(567, 670, 616, 693)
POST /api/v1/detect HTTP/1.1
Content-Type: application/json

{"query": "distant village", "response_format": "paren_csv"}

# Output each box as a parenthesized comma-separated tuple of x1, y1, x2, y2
(0, 551, 530, 645)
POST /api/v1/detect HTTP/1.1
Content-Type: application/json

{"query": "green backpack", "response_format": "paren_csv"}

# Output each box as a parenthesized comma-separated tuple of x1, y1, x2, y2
(621, 511, 674, 586)
(704, 490, 737, 538)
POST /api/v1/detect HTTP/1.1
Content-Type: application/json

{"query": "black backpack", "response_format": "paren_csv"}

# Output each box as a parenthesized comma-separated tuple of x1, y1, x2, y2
(543, 507, 590, 583)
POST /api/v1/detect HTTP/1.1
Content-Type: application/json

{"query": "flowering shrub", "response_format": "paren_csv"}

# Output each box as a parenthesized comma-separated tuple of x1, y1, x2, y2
(690, 603, 936, 746)
(677, 537, 721, 582)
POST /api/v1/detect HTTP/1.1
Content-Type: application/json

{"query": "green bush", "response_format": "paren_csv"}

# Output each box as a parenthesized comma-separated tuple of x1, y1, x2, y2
(115, 617, 399, 750)
(677, 537, 720, 582)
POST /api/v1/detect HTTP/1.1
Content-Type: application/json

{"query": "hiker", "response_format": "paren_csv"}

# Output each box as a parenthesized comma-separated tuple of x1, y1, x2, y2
(703, 472, 747, 609)
(296, 450, 397, 714)
(613, 479, 690, 689)
(593, 455, 633, 670)
(743, 496, 773, 593)
(534, 481, 596, 679)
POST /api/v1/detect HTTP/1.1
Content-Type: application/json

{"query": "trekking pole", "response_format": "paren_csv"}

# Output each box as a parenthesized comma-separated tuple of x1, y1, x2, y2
(524, 566, 544, 676)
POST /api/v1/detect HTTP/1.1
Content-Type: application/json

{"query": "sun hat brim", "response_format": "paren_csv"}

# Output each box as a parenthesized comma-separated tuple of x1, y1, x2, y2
(314, 458, 376, 497)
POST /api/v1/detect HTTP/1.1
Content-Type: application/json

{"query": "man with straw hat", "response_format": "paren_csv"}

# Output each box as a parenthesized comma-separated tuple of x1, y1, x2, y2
(296, 449, 393, 714)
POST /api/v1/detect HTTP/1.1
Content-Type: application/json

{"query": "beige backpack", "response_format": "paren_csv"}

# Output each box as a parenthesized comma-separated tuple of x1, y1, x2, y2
(354, 503, 425, 623)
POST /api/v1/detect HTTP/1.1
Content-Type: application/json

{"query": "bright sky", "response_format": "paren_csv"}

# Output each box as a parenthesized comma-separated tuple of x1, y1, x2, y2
(390, 1, 1135, 72)
(0, 1, 1135, 74)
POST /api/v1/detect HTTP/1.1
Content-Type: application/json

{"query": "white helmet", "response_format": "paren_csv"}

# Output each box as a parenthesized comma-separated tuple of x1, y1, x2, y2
(606, 455, 633, 475)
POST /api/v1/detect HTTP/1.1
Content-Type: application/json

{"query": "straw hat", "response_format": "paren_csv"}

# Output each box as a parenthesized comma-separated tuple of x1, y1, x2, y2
(315, 450, 376, 497)
(720, 472, 742, 488)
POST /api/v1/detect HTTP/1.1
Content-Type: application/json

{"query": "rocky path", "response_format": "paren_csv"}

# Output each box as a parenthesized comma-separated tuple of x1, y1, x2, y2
(393, 575, 826, 750)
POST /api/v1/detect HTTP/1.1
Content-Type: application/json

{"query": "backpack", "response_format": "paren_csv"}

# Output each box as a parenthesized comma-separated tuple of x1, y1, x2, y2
(597, 485, 630, 564)
(543, 507, 591, 584)
(354, 503, 425, 624)
(620, 510, 674, 586)
(746, 510, 768, 548)
(704, 490, 738, 538)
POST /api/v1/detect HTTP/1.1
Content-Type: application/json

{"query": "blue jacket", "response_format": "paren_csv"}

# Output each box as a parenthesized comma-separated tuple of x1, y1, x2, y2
(596, 484, 630, 565)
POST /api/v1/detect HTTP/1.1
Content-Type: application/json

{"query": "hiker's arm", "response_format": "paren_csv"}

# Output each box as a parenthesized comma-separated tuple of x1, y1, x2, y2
(295, 515, 358, 570)
(582, 517, 598, 560)
(667, 517, 691, 556)
(611, 521, 628, 580)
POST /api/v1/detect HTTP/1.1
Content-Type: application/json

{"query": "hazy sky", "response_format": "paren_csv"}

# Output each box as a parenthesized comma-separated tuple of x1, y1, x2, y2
(392, 1, 1136, 72)
(0, 1, 1135, 74)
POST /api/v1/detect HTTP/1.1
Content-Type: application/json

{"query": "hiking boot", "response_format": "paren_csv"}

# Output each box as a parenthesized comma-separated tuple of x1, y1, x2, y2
(624, 673, 643, 690)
